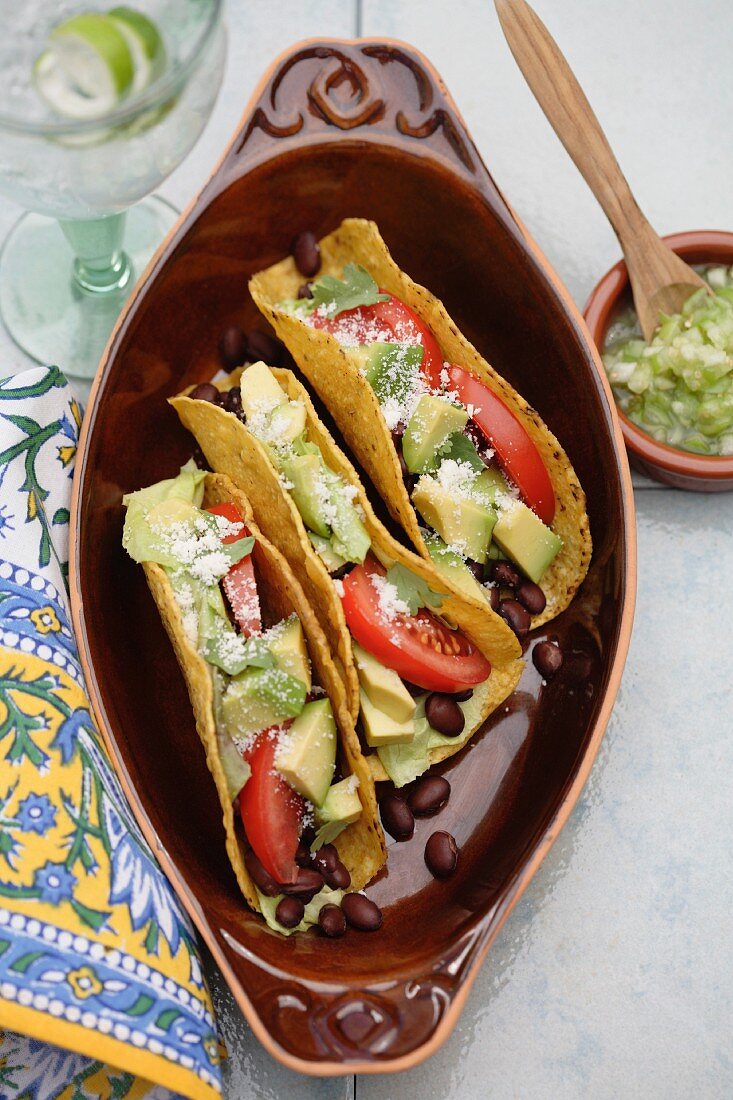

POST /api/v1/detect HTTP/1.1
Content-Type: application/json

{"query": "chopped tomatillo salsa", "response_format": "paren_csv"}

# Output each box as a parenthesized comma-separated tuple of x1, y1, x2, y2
(603, 265, 733, 456)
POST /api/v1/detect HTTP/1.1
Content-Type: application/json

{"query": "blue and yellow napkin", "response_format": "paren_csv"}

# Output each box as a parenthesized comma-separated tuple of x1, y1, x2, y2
(0, 367, 223, 1099)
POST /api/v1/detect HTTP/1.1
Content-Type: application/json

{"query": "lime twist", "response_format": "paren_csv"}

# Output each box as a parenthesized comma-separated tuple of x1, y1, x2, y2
(34, 6, 165, 120)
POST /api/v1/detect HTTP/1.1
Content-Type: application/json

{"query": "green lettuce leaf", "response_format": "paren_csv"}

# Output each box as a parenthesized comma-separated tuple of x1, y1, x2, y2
(122, 460, 207, 566)
(255, 885, 345, 936)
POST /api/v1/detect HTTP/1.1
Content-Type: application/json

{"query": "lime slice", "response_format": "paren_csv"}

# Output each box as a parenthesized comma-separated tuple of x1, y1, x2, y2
(108, 7, 166, 94)
(34, 13, 134, 120)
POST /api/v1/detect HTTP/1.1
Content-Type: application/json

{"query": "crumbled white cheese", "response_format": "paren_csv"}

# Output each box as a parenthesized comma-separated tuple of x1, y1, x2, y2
(370, 573, 410, 621)
(333, 578, 345, 597)
(152, 513, 241, 587)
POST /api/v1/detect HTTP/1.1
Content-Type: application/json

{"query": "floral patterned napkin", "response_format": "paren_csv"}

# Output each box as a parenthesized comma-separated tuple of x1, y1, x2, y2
(0, 367, 223, 1100)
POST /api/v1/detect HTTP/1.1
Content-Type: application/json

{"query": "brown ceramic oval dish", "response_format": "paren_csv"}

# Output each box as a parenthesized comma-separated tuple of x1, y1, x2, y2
(584, 230, 733, 491)
(70, 40, 636, 1075)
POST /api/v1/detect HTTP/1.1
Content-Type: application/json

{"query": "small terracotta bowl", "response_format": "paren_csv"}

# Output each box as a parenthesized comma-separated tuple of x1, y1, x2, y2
(584, 230, 733, 491)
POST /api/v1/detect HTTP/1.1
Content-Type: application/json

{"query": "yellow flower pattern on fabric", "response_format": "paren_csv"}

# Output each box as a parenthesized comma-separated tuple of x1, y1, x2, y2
(67, 965, 104, 1000)
(29, 605, 60, 634)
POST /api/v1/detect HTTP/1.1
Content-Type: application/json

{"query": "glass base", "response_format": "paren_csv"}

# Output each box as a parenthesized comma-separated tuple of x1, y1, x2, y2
(0, 196, 178, 381)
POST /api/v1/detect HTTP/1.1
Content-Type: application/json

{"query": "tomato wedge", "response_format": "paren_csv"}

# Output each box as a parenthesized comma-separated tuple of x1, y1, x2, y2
(447, 366, 556, 525)
(341, 556, 490, 693)
(239, 729, 303, 885)
(313, 293, 444, 389)
(207, 503, 261, 636)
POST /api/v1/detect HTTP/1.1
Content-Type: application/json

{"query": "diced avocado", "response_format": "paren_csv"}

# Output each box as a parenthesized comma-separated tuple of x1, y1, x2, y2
(267, 402, 307, 445)
(269, 615, 311, 692)
(221, 667, 307, 740)
(412, 477, 496, 564)
(360, 689, 415, 747)
(240, 360, 286, 419)
(352, 643, 416, 723)
(424, 532, 486, 603)
(313, 777, 362, 847)
(146, 498, 198, 528)
(473, 466, 512, 507)
(308, 532, 348, 573)
(492, 501, 562, 583)
(282, 453, 331, 538)
(402, 395, 469, 474)
(276, 698, 336, 805)
(348, 342, 425, 406)
(321, 468, 370, 564)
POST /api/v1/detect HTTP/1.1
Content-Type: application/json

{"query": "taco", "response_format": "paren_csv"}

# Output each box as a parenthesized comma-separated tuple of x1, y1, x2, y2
(122, 464, 385, 935)
(171, 365, 522, 790)
(249, 218, 591, 629)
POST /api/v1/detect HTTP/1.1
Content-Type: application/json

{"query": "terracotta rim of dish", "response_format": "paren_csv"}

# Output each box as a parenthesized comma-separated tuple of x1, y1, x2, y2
(68, 37, 637, 1077)
(583, 229, 733, 480)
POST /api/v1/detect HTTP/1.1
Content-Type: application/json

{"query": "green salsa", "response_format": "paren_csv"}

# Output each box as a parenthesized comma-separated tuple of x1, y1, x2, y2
(602, 265, 733, 456)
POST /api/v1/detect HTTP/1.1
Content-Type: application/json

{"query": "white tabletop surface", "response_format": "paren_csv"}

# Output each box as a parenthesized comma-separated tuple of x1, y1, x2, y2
(1, 2, 731, 1097)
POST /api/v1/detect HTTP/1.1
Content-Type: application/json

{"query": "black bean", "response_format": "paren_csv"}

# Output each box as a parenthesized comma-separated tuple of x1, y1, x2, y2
(318, 903, 346, 938)
(295, 840, 312, 868)
(301, 824, 316, 847)
(212, 388, 228, 407)
(223, 386, 242, 416)
(425, 831, 458, 879)
(533, 640, 563, 679)
(292, 230, 321, 278)
(402, 680, 425, 698)
(379, 793, 415, 841)
(485, 584, 500, 612)
(324, 860, 351, 890)
(453, 688, 473, 703)
(425, 693, 465, 737)
(330, 562, 353, 582)
(244, 848, 281, 897)
(491, 560, 522, 589)
(276, 896, 304, 929)
(297, 282, 314, 300)
(398, 450, 410, 480)
(189, 382, 220, 403)
(391, 424, 405, 443)
(465, 559, 483, 582)
(498, 598, 531, 639)
(281, 866, 324, 901)
(342, 893, 383, 931)
(408, 775, 451, 817)
(312, 843, 339, 875)
(246, 329, 283, 366)
(516, 581, 547, 616)
(218, 325, 248, 371)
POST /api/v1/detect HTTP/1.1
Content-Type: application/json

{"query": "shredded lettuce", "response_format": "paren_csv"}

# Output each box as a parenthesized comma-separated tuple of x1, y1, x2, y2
(255, 885, 345, 936)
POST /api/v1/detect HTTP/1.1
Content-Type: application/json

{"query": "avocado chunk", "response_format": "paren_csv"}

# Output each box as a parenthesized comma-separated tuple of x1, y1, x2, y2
(314, 777, 362, 846)
(360, 689, 415, 746)
(348, 342, 425, 406)
(412, 477, 496, 564)
(492, 501, 562, 583)
(269, 615, 311, 692)
(266, 402, 307, 445)
(221, 667, 307, 740)
(276, 698, 336, 805)
(282, 453, 331, 538)
(424, 532, 487, 603)
(308, 532, 348, 573)
(352, 643, 416, 723)
(320, 468, 370, 564)
(473, 466, 512, 507)
(240, 360, 286, 419)
(402, 395, 469, 474)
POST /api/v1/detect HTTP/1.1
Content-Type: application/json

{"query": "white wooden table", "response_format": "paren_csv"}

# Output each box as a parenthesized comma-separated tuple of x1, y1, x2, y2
(2, 3, 731, 1096)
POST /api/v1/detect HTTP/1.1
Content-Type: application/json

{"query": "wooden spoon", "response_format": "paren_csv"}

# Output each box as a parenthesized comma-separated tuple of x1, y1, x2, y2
(495, 0, 709, 340)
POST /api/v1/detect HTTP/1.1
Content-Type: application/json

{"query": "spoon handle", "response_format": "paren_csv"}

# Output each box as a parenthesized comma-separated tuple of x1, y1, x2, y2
(494, 0, 707, 336)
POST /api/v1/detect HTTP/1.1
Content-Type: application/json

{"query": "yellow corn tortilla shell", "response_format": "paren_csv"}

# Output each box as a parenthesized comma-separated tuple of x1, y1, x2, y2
(250, 218, 591, 629)
(140, 472, 385, 914)
(171, 372, 523, 777)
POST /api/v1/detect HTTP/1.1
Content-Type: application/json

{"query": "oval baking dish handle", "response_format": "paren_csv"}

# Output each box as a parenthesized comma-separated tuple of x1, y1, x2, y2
(220, 920, 492, 1068)
(218, 39, 503, 195)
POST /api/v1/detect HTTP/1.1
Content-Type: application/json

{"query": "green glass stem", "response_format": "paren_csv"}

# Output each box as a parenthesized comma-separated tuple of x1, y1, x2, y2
(58, 212, 132, 294)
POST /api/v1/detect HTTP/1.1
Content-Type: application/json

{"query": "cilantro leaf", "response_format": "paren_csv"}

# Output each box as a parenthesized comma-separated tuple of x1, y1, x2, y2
(423, 431, 486, 475)
(385, 564, 444, 616)
(223, 535, 255, 566)
(311, 263, 389, 317)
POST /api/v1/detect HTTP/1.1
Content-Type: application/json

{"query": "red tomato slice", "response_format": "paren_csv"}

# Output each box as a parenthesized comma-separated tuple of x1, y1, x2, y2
(447, 366, 556, 525)
(313, 293, 444, 389)
(239, 730, 303, 885)
(340, 556, 491, 693)
(207, 503, 261, 636)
